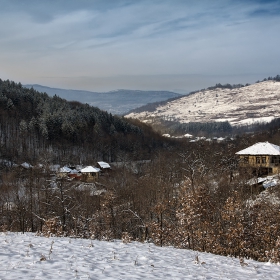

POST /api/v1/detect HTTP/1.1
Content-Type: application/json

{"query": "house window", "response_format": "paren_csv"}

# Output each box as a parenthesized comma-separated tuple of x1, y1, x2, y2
(243, 156, 249, 163)
(261, 157, 266, 164)
(256, 157, 261, 164)
(272, 156, 280, 165)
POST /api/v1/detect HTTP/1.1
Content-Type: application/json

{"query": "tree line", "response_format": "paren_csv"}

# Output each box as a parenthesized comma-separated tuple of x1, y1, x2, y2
(259, 74, 280, 82)
(160, 120, 233, 136)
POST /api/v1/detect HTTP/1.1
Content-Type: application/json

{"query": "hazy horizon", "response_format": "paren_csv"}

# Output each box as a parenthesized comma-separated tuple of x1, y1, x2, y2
(24, 73, 265, 94)
(1, 0, 279, 93)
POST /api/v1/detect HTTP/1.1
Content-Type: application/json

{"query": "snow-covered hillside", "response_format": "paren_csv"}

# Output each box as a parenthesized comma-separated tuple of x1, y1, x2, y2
(126, 81, 280, 126)
(1, 232, 280, 279)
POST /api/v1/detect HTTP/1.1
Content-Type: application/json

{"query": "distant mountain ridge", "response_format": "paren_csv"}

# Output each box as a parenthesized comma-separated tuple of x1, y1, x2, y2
(125, 80, 280, 127)
(24, 84, 181, 115)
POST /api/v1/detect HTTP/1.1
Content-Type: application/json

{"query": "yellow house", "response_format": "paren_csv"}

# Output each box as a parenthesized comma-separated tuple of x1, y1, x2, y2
(80, 166, 100, 182)
(236, 142, 280, 175)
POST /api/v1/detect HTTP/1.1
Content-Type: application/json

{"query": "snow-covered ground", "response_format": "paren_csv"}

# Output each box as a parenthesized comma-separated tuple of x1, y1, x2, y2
(126, 81, 280, 126)
(1, 232, 280, 279)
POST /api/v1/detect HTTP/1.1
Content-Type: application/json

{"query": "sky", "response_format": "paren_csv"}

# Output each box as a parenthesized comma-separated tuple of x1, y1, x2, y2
(0, 0, 280, 93)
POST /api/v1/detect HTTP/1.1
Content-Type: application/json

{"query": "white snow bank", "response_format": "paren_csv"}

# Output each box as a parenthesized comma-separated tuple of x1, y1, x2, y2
(235, 116, 275, 126)
(1, 232, 280, 279)
(21, 162, 33, 169)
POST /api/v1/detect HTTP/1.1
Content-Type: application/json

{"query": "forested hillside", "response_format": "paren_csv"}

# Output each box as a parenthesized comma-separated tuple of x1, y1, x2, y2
(0, 79, 167, 164)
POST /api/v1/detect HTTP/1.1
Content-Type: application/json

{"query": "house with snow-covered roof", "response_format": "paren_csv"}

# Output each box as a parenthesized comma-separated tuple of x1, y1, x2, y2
(80, 166, 100, 182)
(57, 166, 72, 178)
(236, 142, 280, 175)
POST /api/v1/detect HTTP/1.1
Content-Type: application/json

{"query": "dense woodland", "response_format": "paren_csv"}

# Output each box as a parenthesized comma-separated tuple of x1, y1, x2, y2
(158, 120, 233, 136)
(0, 79, 168, 164)
(2, 78, 280, 263)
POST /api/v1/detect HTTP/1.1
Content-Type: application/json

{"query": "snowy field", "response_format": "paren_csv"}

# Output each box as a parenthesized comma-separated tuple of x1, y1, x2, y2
(1, 232, 280, 279)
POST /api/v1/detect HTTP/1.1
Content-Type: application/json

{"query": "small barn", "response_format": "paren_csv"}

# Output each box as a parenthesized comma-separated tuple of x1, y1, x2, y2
(97, 161, 111, 174)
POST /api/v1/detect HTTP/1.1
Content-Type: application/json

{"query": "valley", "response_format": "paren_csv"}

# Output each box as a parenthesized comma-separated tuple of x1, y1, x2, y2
(24, 84, 181, 115)
(2, 77, 280, 269)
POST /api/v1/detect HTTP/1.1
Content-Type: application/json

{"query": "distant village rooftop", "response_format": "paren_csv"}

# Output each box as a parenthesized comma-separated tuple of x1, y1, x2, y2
(97, 161, 111, 169)
(236, 142, 280, 155)
(80, 166, 100, 173)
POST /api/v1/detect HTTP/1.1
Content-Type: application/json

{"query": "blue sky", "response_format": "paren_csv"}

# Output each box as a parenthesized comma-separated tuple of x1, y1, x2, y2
(0, 0, 280, 93)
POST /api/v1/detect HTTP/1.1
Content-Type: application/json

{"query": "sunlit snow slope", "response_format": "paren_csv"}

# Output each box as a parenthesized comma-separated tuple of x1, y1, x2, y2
(126, 81, 280, 126)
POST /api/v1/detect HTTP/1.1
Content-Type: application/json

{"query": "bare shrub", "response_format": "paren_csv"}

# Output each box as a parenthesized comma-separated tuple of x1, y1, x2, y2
(41, 218, 63, 237)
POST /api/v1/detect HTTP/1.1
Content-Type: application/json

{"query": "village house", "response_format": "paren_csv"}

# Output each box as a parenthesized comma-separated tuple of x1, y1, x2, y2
(80, 166, 100, 182)
(56, 164, 106, 181)
(68, 169, 82, 180)
(57, 166, 72, 178)
(236, 141, 280, 175)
